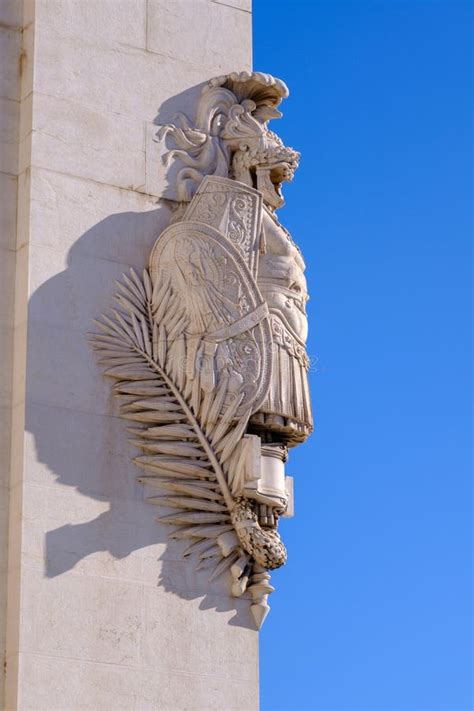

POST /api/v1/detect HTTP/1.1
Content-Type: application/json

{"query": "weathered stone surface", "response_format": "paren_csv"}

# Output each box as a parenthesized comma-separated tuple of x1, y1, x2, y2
(35, 0, 148, 49)
(0, 3, 24, 707)
(28, 167, 169, 262)
(3, 0, 258, 709)
(37, 42, 203, 120)
(213, 0, 252, 11)
(26, 93, 145, 189)
(21, 567, 144, 666)
(0, 97, 19, 175)
(0, 174, 17, 250)
(147, 0, 252, 70)
(0, 27, 21, 101)
(17, 652, 259, 711)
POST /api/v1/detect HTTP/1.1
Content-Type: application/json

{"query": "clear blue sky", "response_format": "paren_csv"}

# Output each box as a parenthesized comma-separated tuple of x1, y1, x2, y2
(253, 2, 472, 710)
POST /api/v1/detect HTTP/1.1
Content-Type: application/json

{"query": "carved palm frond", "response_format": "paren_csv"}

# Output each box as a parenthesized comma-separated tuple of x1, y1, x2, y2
(89, 268, 276, 628)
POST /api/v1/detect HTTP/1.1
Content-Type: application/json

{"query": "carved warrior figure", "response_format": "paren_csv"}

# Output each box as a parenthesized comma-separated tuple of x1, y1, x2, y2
(91, 72, 313, 628)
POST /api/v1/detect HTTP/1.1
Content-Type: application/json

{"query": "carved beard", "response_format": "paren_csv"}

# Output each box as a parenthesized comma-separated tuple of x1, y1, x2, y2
(256, 165, 286, 209)
(231, 142, 299, 210)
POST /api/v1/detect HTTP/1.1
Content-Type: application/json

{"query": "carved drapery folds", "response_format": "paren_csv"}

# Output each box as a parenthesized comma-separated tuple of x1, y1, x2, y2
(90, 71, 313, 628)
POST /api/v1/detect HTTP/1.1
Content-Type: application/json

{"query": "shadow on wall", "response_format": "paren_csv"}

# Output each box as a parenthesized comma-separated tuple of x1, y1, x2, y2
(25, 82, 254, 630)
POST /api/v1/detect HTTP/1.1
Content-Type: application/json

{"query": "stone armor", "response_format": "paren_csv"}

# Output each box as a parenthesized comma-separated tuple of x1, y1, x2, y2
(92, 71, 313, 627)
(250, 209, 313, 446)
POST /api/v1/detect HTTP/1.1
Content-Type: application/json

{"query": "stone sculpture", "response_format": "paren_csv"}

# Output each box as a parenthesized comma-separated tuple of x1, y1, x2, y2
(90, 72, 313, 628)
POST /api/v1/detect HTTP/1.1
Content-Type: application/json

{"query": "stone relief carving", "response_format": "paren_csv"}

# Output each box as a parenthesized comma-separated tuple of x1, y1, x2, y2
(90, 71, 313, 628)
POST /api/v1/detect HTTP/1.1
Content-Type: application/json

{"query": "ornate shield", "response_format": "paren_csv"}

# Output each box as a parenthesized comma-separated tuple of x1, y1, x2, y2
(149, 220, 272, 419)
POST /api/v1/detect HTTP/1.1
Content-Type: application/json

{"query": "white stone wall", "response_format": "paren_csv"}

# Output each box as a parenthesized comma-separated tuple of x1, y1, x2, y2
(0, 0, 26, 705)
(2, 1, 257, 709)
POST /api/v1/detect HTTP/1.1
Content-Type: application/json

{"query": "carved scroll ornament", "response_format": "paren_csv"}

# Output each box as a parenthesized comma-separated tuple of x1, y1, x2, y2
(90, 71, 313, 628)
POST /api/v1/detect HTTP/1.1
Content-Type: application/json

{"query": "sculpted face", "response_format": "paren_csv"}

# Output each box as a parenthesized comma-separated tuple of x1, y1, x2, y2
(230, 125, 300, 209)
(158, 72, 300, 208)
(254, 131, 300, 209)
